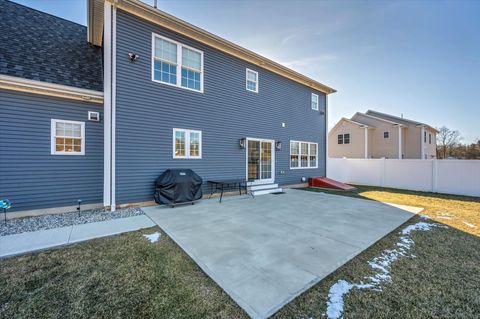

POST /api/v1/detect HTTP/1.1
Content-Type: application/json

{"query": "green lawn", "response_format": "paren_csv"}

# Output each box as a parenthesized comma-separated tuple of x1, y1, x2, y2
(1, 186, 479, 318)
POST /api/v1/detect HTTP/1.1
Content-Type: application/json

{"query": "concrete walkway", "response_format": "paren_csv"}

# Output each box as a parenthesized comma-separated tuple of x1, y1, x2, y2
(0, 215, 155, 258)
(144, 189, 418, 319)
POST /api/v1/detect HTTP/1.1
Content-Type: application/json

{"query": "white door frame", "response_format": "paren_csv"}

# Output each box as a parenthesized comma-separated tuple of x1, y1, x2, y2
(245, 137, 275, 185)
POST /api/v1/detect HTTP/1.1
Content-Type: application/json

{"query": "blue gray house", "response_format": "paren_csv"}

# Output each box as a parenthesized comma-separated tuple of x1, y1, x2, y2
(0, 0, 336, 215)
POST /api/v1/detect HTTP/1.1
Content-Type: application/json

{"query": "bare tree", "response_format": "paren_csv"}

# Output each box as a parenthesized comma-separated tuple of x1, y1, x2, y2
(436, 126, 462, 159)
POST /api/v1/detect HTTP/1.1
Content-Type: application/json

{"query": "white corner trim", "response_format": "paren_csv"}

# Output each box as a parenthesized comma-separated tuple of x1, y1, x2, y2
(111, 4, 117, 210)
(0, 75, 103, 104)
(398, 125, 402, 159)
(364, 127, 368, 159)
(103, 1, 112, 208)
(420, 126, 425, 160)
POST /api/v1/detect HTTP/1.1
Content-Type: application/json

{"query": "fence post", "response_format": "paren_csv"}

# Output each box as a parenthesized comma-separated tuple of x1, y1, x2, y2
(381, 157, 386, 188)
(432, 159, 438, 193)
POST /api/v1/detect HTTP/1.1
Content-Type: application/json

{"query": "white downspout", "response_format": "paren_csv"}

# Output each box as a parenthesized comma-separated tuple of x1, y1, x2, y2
(111, 4, 117, 211)
(398, 125, 402, 159)
(325, 95, 329, 177)
(103, 2, 112, 208)
(421, 126, 425, 160)
(364, 127, 368, 159)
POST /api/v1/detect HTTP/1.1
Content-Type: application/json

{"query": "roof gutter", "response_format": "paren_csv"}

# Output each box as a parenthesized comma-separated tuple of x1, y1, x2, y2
(0, 75, 103, 104)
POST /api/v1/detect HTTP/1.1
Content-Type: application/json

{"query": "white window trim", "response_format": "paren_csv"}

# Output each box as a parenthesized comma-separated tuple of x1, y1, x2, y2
(151, 33, 204, 93)
(51, 119, 85, 155)
(246, 68, 259, 93)
(172, 128, 202, 159)
(311, 93, 319, 110)
(289, 140, 318, 169)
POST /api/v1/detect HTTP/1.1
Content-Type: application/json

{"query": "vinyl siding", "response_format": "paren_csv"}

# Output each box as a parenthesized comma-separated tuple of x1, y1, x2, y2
(0, 90, 103, 211)
(115, 10, 327, 204)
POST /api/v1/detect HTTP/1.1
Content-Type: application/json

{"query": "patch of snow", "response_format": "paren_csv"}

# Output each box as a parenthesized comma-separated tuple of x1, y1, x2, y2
(143, 232, 161, 243)
(436, 215, 452, 220)
(463, 221, 477, 228)
(419, 214, 430, 220)
(325, 221, 447, 319)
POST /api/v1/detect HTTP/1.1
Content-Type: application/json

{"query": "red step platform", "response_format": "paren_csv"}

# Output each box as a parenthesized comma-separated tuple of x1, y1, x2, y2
(308, 177, 356, 191)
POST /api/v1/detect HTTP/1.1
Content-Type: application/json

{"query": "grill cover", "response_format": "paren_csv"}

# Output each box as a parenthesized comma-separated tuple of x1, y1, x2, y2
(154, 169, 203, 205)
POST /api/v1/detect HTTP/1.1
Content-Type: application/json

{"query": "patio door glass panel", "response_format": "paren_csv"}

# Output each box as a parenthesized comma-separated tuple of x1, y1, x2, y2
(261, 141, 272, 179)
(248, 139, 273, 182)
(248, 140, 260, 180)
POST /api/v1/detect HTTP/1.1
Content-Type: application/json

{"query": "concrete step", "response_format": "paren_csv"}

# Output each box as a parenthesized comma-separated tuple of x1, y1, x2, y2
(252, 187, 283, 196)
(250, 183, 279, 191)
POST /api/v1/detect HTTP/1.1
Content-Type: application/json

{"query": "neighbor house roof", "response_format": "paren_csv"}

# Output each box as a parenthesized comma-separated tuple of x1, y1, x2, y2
(366, 110, 439, 133)
(328, 117, 373, 136)
(353, 112, 404, 126)
(0, 0, 103, 92)
(88, 0, 336, 95)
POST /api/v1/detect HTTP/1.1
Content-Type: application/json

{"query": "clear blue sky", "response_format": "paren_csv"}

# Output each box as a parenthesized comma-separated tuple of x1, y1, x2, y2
(12, 0, 480, 143)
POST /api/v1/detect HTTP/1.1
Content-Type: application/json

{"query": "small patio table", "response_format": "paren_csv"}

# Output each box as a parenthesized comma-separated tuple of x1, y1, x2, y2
(207, 179, 254, 203)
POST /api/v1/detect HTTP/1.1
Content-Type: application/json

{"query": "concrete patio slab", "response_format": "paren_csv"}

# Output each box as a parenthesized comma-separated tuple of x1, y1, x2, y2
(0, 215, 155, 258)
(144, 189, 418, 319)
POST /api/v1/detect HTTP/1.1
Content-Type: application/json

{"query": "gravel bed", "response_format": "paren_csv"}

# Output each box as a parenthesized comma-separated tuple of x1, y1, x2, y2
(0, 207, 145, 237)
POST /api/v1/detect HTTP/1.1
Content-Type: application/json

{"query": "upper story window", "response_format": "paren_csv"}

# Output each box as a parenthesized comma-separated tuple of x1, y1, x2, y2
(311, 93, 319, 110)
(152, 34, 203, 92)
(51, 119, 85, 155)
(338, 133, 350, 144)
(384, 131, 390, 139)
(246, 68, 258, 93)
(429, 133, 432, 144)
(173, 128, 202, 159)
(290, 141, 318, 169)
(424, 131, 427, 143)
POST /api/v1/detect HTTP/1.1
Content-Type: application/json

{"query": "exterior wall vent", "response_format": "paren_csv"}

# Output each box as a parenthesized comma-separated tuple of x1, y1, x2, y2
(88, 111, 100, 122)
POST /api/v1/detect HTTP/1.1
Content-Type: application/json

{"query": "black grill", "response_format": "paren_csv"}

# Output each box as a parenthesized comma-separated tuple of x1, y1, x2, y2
(154, 169, 203, 207)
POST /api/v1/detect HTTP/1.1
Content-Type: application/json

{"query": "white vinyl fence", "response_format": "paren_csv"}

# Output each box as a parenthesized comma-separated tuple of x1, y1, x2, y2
(327, 158, 480, 197)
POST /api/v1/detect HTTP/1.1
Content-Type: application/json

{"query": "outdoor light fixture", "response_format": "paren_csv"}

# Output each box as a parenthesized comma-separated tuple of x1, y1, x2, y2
(275, 141, 282, 150)
(128, 52, 139, 62)
(77, 199, 82, 217)
(239, 138, 246, 149)
(319, 111, 325, 115)
(301, 176, 307, 182)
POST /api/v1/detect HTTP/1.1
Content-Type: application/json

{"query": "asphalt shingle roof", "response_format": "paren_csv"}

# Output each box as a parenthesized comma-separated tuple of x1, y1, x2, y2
(0, 0, 103, 91)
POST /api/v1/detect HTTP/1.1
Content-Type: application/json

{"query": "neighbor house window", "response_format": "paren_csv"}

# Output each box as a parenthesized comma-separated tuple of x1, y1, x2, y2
(338, 134, 350, 144)
(290, 141, 318, 169)
(173, 128, 202, 159)
(152, 34, 203, 92)
(311, 93, 319, 110)
(429, 133, 432, 144)
(384, 131, 390, 139)
(246, 69, 258, 93)
(424, 131, 427, 143)
(51, 119, 85, 155)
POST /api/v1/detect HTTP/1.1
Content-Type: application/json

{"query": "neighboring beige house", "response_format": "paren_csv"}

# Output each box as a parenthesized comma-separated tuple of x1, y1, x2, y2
(329, 110, 438, 159)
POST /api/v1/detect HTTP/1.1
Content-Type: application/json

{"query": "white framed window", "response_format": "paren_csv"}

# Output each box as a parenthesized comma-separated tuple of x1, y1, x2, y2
(338, 133, 350, 145)
(246, 68, 258, 93)
(311, 93, 319, 110)
(384, 131, 390, 139)
(152, 33, 204, 92)
(290, 141, 318, 169)
(51, 119, 85, 155)
(173, 128, 202, 159)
